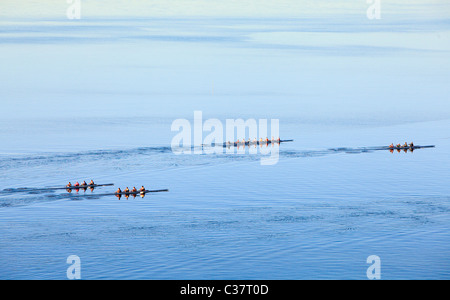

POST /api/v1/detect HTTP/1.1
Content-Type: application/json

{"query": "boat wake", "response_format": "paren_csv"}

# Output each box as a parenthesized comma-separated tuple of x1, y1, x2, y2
(0, 144, 435, 172)
(0, 144, 435, 207)
(0, 146, 173, 171)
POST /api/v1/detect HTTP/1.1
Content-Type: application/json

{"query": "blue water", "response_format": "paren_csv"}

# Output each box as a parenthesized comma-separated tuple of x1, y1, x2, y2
(1, 10, 450, 279)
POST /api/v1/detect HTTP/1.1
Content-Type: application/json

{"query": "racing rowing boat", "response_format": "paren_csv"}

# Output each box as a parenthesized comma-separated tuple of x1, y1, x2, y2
(2, 183, 115, 192)
(112, 189, 169, 196)
(210, 139, 294, 148)
(385, 145, 435, 150)
(63, 189, 169, 198)
(329, 145, 435, 153)
(64, 184, 114, 190)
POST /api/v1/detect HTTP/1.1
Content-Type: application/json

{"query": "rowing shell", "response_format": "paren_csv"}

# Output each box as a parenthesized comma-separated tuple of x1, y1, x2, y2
(2, 183, 115, 193)
(63, 189, 169, 198)
(385, 145, 435, 150)
(328, 145, 436, 153)
(64, 184, 114, 190)
(112, 189, 169, 196)
(209, 139, 294, 148)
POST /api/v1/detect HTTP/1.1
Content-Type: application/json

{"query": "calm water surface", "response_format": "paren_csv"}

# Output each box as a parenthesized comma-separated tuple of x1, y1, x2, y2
(0, 12, 449, 279)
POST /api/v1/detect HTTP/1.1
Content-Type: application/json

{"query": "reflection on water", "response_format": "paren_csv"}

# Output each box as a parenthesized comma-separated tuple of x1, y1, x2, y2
(116, 193, 146, 201)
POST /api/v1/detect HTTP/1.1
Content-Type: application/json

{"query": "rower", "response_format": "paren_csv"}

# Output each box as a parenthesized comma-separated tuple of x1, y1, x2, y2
(116, 188, 122, 194)
(389, 143, 394, 149)
(74, 182, 80, 187)
(82, 181, 87, 186)
(403, 142, 408, 148)
(131, 187, 137, 193)
(124, 187, 130, 193)
(277, 137, 281, 142)
(66, 182, 72, 188)
(89, 180, 94, 185)
(396, 144, 401, 148)
(265, 137, 269, 143)
(409, 142, 414, 148)
(140, 186, 146, 192)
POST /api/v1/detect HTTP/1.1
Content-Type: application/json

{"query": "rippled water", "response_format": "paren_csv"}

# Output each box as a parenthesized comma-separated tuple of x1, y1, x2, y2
(1, 10, 450, 279)
(1, 117, 449, 279)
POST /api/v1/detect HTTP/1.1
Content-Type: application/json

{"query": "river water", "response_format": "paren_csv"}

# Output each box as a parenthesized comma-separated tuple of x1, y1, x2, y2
(1, 5, 449, 279)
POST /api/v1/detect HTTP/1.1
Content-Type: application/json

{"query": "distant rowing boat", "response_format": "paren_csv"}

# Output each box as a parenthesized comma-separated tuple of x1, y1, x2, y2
(329, 145, 435, 153)
(385, 145, 435, 150)
(62, 184, 114, 190)
(2, 183, 114, 193)
(208, 139, 294, 148)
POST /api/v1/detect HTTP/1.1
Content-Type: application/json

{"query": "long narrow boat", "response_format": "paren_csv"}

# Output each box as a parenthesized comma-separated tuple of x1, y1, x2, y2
(329, 145, 435, 152)
(209, 139, 294, 148)
(2, 183, 115, 193)
(63, 184, 114, 190)
(384, 145, 435, 151)
(109, 189, 169, 196)
(64, 189, 169, 198)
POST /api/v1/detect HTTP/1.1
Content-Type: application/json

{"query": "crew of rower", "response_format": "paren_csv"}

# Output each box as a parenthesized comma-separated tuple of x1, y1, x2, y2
(65, 180, 146, 194)
(229, 137, 281, 145)
(66, 180, 95, 188)
(63, 181, 158, 199)
(389, 142, 414, 149)
(116, 186, 146, 194)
